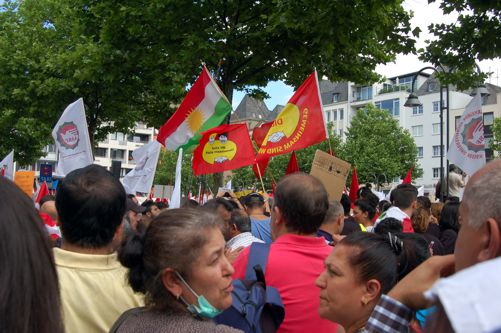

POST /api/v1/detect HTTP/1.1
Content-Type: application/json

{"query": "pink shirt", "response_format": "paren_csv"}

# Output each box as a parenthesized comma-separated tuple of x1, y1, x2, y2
(233, 234, 338, 333)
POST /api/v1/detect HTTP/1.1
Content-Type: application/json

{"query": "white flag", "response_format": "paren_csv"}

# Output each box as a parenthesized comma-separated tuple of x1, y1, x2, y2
(0, 150, 14, 180)
(170, 148, 183, 209)
(122, 141, 162, 194)
(52, 98, 93, 176)
(447, 93, 486, 176)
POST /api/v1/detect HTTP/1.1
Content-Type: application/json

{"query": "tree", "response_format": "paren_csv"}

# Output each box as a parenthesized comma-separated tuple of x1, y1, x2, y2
(0, 0, 186, 164)
(419, 1, 500, 89)
(341, 104, 421, 186)
(491, 117, 501, 155)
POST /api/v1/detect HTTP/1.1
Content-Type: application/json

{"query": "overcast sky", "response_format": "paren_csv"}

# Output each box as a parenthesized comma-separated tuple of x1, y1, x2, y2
(233, 0, 501, 109)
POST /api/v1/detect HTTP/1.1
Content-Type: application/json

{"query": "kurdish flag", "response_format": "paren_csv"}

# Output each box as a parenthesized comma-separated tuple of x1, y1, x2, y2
(157, 66, 232, 151)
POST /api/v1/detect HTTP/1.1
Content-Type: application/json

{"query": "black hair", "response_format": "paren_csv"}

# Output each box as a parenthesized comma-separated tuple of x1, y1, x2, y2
(230, 209, 251, 233)
(156, 201, 169, 209)
(39, 194, 56, 207)
(274, 173, 328, 234)
(374, 217, 403, 234)
(439, 201, 460, 232)
(340, 194, 351, 216)
(354, 198, 376, 220)
(340, 232, 406, 294)
(377, 200, 391, 214)
(180, 198, 199, 208)
(119, 208, 221, 311)
(244, 193, 265, 210)
(204, 197, 234, 212)
(0, 177, 63, 333)
(56, 165, 126, 248)
(395, 233, 431, 280)
(359, 189, 379, 210)
(127, 194, 136, 200)
(392, 183, 418, 209)
(141, 200, 159, 213)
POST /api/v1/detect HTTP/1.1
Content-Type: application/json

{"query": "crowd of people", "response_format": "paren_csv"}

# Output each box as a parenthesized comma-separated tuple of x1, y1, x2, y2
(1, 160, 500, 333)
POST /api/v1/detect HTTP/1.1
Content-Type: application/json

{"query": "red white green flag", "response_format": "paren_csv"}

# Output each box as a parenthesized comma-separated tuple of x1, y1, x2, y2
(256, 70, 327, 160)
(157, 66, 232, 151)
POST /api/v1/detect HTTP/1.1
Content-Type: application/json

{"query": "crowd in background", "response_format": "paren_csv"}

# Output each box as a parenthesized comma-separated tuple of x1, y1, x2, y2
(1, 160, 501, 333)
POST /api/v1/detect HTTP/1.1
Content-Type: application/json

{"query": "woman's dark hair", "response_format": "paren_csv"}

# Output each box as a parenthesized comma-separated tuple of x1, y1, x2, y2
(377, 200, 392, 214)
(204, 197, 235, 212)
(0, 177, 63, 333)
(339, 232, 407, 294)
(354, 199, 376, 220)
(417, 196, 432, 210)
(395, 233, 431, 280)
(439, 201, 460, 232)
(118, 208, 222, 311)
(374, 217, 403, 234)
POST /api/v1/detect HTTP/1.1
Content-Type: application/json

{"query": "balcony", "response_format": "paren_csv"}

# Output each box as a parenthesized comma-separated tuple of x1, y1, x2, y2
(378, 84, 410, 95)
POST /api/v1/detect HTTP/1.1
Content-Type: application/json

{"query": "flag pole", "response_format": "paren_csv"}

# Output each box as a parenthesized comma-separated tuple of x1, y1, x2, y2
(327, 137, 334, 156)
(255, 160, 266, 193)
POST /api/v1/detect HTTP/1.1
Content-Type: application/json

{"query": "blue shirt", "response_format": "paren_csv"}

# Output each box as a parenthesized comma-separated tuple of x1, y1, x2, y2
(250, 216, 272, 243)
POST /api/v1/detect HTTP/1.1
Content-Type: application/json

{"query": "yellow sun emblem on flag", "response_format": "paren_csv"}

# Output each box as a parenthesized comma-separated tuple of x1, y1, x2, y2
(187, 108, 204, 133)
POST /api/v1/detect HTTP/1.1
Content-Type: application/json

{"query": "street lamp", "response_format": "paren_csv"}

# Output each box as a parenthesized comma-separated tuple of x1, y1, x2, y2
(404, 66, 449, 201)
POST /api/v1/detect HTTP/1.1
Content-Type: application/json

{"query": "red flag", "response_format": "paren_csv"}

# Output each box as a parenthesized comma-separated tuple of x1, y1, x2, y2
(349, 167, 359, 208)
(252, 157, 270, 179)
(252, 121, 274, 147)
(256, 71, 327, 160)
(35, 181, 49, 204)
(402, 165, 414, 184)
(285, 151, 299, 175)
(192, 124, 255, 175)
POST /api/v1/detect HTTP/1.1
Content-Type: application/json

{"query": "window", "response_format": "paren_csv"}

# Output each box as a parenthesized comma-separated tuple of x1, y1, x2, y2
(333, 110, 338, 121)
(332, 93, 339, 103)
(484, 112, 495, 162)
(399, 76, 413, 90)
(412, 125, 423, 137)
(339, 129, 343, 136)
(339, 108, 344, 120)
(412, 105, 423, 115)
(375, 98, 400, 117)
(432, 123, 441, 135)
(120, 168, 131, 177)
(433, 168, 442, 178)
(44, 144, 56, 153)
(95, 148, 107, 158)
(433, 145, 444, 157)
(433, 101, 440, 113)
(325, 111, 331, 122)
(127, 133, 151, 143)
(112, 132, 125, 142)
(417, 147, 423, 158)
(427, 81, 437, 92)
(110, 149, 125, 160)
(128, 151, 134, 161)
(354, 86, 373, 101)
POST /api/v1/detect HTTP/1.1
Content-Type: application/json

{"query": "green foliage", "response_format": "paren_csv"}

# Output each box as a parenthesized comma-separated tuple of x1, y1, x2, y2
(341, 104, 421, 185)
(491, 117, 501, 154)
(419, 1, 499, 89)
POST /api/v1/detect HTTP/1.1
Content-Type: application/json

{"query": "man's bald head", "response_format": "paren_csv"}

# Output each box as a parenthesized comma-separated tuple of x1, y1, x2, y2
(40, 200, 58, 222)
(462, 160, 501, 229)
(274, 173, 329, 234)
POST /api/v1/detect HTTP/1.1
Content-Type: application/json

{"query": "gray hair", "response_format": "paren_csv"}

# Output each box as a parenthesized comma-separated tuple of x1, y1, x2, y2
(462, 160, 501, 230)
(322, 201, 345, 225)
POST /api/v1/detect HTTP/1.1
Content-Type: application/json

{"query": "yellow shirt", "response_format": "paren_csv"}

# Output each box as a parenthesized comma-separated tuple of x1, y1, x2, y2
(53, 248, 144, 333)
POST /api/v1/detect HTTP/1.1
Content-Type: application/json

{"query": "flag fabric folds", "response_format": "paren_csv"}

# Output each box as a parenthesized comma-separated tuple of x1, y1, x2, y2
(256, 71, 327, 160)
(349, 167, 359, 208)
(170, 148, 183, 209)
(252, 120, 274, 148)
(122, 140, 162, 194)
(192, 124, 255, 175)
(285, 151, 299, 175)
(157, 66, 232, 152)
(402, 165, 413, 184)
(52, 98, 93, 177)
(252, 157, 270, 180)
(0, 150, 14, 180)
(447, 93, 486, 175)
(35, 181, 49, 203)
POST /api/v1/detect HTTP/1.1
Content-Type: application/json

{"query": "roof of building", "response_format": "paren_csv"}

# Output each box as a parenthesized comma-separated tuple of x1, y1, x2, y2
(231, 95, 271, 122)
(319, 80, 349, 105)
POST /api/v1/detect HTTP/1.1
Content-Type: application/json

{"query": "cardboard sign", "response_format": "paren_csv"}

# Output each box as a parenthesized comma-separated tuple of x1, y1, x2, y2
(310, 150, 351, 201)
(14, 171, 35, 198)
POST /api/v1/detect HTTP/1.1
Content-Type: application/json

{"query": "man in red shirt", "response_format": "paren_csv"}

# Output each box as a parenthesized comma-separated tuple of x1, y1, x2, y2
(233, 173, 338, 333)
